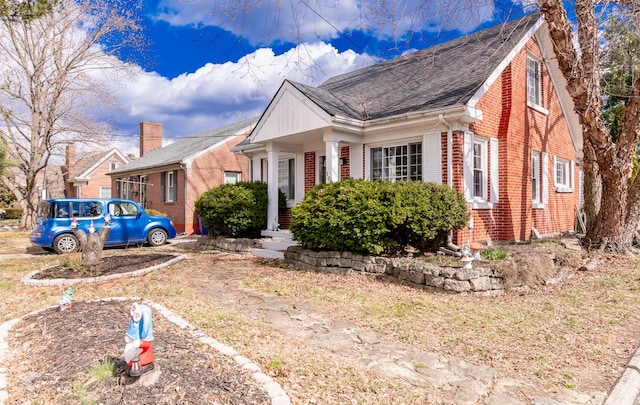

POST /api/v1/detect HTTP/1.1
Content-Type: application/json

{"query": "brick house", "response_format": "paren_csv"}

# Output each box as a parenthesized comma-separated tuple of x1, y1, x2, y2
(232, 12, 582, 245)
(108, 118, 257, 234)
(63, 144, 130, 198)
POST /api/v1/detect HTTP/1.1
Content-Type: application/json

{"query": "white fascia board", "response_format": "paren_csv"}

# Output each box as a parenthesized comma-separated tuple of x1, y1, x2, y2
(467, 16, 544, 109)
(77, 148, 130, 179)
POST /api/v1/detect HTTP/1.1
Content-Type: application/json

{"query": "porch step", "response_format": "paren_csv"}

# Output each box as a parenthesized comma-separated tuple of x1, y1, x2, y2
(253, 229, 297, 260)
(261, 239, 298, 251)
(251, 248, 285, 260)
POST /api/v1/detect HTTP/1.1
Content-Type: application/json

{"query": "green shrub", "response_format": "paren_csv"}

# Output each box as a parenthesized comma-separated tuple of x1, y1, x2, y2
(4, 208, 22, 219)
(290, 179, 468, 255)
(145, 208, 167, 217)
(195, 182, 285, 238)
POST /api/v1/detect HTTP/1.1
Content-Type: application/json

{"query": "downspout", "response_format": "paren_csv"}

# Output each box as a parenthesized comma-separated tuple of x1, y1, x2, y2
(439, 114, 459, 253)
(438, 113, 453, 188)
(181, 162, 187, 235)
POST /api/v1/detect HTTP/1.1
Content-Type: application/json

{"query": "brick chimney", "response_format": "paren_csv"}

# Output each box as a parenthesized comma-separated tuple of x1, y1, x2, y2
(65, 143, 76, 176)
(139, 122, 163, 156)
(64, 143, 76, 198)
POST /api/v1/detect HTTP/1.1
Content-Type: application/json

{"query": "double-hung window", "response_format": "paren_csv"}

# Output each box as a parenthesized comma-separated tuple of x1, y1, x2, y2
(161, 170, 178, 202)
(224, 171, 241, 184)
(472, 139, 487, 199)
(527, 56, 541, 107)
(554, 157, 573, 192)
(371, 143, 422, 182)
(278, 159, 295, 199)
(532, 152, 540, 203)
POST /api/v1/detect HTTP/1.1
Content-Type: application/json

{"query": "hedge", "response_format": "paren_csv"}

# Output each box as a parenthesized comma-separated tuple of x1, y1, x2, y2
(289, 179, 468, 255)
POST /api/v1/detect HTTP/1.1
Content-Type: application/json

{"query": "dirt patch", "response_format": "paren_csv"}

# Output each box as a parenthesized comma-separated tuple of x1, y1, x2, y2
(5, 299, 271, 404)
(30, 254, 178, 279)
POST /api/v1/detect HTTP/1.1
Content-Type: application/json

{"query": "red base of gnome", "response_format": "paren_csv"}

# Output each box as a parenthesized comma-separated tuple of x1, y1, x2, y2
(124, 303, 155, 375)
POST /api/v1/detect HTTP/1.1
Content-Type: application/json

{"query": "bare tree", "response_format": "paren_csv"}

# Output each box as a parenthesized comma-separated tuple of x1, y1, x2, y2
(535, 0, 640, 251)
(0, 0, 144, 230)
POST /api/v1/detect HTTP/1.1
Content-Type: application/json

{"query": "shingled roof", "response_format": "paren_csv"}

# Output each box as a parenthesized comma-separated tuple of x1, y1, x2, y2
(288, 12, 540, 121)
(111, 116, 259, 174)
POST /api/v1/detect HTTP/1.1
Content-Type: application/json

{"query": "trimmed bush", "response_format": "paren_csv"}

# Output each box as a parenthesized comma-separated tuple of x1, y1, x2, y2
(195, 182, 285, 238)
(4, 208, 22, 219)
(290, 179, 468, 255)
(145, 208, 167, 217)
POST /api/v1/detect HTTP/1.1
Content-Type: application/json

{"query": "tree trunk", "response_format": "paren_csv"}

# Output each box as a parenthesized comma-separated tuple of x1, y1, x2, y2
(72, 225, 111, 266)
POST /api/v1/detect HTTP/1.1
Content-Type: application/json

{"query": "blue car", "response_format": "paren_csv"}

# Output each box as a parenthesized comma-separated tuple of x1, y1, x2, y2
(30, 198, 177, 254)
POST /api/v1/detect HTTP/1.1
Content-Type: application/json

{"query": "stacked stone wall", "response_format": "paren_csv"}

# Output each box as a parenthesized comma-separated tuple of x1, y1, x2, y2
(284, 246, 505, 294)
(197, 236, 260, 252)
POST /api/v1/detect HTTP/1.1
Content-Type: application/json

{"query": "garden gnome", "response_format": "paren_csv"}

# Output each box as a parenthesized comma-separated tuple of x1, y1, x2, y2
(124, 302, 154, 376)
(58, 286, 73, 311)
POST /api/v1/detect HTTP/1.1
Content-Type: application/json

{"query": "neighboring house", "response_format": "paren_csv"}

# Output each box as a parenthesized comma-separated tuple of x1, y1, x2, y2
(63, 144, 130, 199)
(232, 12, 582, 245)
(108, 118, 257, 234)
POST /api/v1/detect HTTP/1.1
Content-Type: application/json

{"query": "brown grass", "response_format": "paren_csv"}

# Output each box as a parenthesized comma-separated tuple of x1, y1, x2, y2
(2, 234, 639, 404)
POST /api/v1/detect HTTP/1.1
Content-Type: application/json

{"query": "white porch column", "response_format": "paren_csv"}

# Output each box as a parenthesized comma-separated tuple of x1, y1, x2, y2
(325, 139, 340, 183)
(266, 145, 280, 230)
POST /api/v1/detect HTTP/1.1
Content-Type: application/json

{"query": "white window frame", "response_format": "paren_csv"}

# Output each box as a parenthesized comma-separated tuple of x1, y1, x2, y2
(109, 162, 117, 171)
(526, 54, 549, 115)
(370, 142, 422, 182)
(99, 186, 111, 199)
(554, 156, 574, 192)
(532, 151, 540, 203)
(224, 171, 242, 184)
(472, 138, 488, 201)
(278, 158, 295, 200)
(166, 171, 175, 202)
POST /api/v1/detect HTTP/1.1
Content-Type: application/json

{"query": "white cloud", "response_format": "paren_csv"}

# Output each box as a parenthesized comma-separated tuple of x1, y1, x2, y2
(97, 42, 374, 155)
(150, 0, 496, 45)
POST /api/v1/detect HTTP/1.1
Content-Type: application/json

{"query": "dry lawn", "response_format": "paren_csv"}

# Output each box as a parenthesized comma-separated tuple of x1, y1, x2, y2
(1, 232, 639, 404)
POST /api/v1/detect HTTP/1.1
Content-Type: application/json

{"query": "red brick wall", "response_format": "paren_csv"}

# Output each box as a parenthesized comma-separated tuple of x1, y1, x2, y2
(305, 152, 316, 192)
(340, 146, 350, 179)
(453, 36, 579, 244)
(111, 136, 249, 234)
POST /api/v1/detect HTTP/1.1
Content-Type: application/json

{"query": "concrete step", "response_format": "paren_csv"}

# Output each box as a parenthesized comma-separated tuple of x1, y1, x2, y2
(251, 248, 284, 260)
(262, 240, 298, 251)
(261, 229, 293, 240)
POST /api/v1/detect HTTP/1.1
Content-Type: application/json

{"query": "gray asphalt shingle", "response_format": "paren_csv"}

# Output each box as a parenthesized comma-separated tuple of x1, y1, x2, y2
(290, 12, 540, 121)
(111, 116, 259, 174)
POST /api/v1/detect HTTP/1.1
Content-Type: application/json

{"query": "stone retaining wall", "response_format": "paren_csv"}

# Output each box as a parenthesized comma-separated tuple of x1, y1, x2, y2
(197, 236, 260, 252)
(284, 246, 505, 294)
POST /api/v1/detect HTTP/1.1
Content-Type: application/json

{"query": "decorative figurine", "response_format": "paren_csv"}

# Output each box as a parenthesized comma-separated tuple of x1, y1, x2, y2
(59, 286, 74, 311)
(124, 302, 155, 376)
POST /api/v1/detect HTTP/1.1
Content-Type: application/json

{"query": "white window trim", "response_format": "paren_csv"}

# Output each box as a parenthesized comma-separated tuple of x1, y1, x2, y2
(553, 156, 574, 193)
(166, 171, 175, 202)
(464, 133, 494, 209)
(532, 151, 544, 209)
(526, 54, 549, 115)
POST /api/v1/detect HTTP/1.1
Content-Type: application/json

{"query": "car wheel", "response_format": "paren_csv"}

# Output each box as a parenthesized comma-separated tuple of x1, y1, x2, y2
(147, 228, 167, 246)
(53, 234, 79, 254)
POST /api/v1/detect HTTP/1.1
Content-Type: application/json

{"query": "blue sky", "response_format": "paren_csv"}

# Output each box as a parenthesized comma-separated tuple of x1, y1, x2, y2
(99, 0, 533, 156)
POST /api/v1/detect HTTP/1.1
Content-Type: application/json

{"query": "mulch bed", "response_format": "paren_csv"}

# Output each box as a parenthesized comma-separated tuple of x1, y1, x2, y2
(30, 254, 178, 279)
(5, 299, 272, 404)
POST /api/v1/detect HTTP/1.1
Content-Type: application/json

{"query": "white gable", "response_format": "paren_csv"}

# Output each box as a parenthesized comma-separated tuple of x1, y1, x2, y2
(251, 82, 332, 143)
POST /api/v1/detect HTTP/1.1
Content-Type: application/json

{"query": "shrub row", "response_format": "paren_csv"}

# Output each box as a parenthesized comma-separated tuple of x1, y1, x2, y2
(289, 179, 468, 255)
(4, 208, 22, 219)
(195, 182, 285, 238)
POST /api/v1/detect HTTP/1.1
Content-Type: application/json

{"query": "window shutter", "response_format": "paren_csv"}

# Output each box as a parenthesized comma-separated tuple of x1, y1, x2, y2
(570, 160, 575, 189)
(423, 135, 442, 184)
(490, 138, 499, 203)
(463, 133, 474, 200)
(542, 152, 549, 204)
(160, 172, 166, 202)
(173, 170, 178, 201)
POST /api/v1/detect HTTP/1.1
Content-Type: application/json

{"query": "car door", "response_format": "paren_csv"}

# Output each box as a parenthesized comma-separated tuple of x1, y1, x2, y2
(70, 200, 105, 235)
(107, 201, 145, 244)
